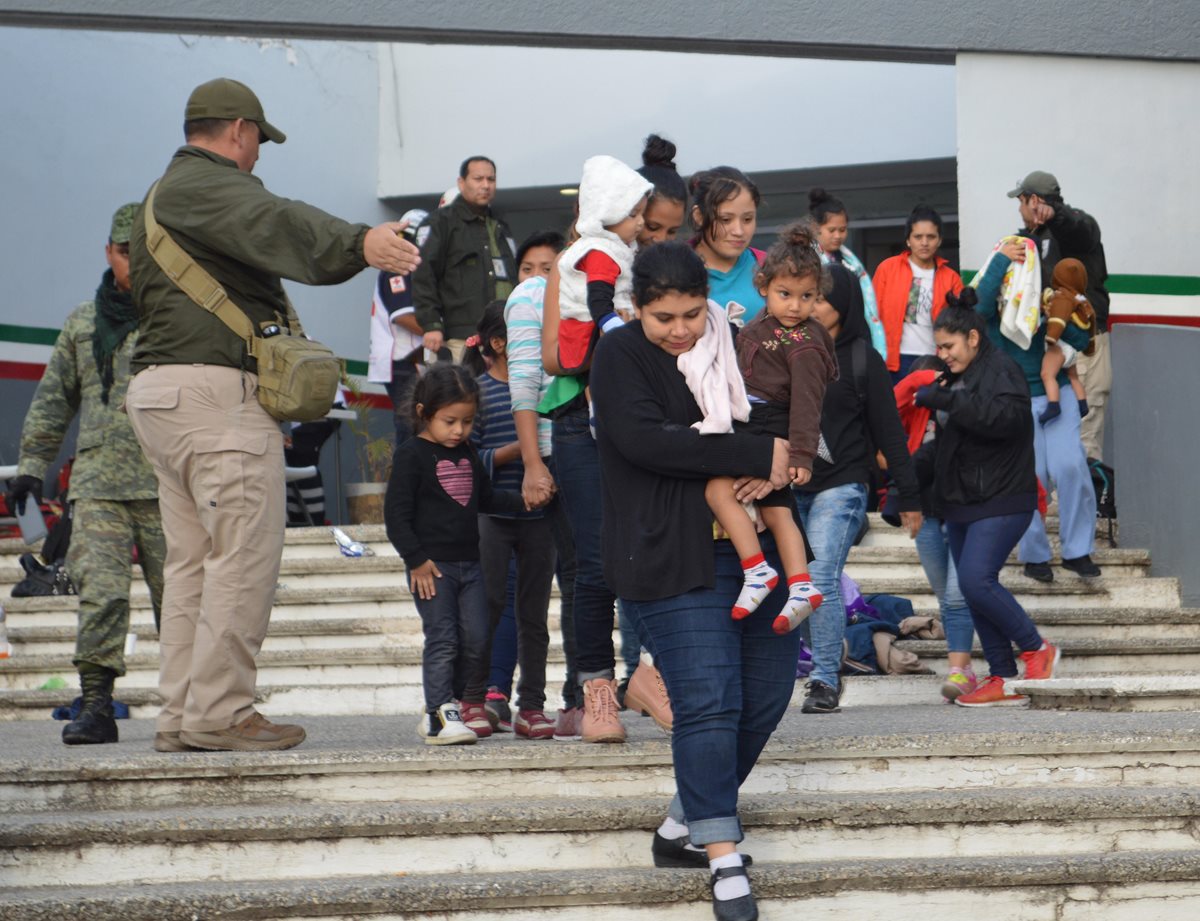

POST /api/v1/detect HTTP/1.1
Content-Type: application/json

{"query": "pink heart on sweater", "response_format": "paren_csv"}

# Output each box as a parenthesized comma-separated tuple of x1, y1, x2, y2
(435, 458, 474, 506)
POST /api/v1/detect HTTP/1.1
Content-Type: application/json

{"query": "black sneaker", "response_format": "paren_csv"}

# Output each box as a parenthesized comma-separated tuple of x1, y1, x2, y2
(1023, 561, 1054, 583)
(1062, 554, 1102, 578)
(801, 679, 841, 714)
(652, 831, 753, 869)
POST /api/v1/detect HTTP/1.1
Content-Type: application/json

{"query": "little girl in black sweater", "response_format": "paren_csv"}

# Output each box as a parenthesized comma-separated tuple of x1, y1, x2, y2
(385, 363, 525, 745)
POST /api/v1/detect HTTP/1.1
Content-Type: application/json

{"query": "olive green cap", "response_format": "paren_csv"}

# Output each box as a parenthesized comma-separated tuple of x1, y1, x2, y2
(109, 202, 139, 244)
(184, 77, 286, 144)
(1007, 170, 1060, 199)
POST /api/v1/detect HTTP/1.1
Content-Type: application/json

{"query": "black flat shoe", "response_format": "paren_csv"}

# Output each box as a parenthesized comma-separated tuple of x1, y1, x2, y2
(710, 864, 758, 921)
(652, 832, 753, 868)
(1023, 561, 1054, 583)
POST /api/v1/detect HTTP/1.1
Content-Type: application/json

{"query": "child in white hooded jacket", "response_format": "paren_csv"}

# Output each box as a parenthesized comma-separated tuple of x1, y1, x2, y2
(555, 155, 654, 375)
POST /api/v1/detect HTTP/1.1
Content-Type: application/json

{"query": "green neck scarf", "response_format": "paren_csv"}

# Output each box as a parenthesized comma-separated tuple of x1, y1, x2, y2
(92, 269, 139, 404)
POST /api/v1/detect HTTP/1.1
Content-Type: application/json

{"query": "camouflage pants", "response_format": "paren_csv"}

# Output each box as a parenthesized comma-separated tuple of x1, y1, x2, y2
(65, 498, 166, 676)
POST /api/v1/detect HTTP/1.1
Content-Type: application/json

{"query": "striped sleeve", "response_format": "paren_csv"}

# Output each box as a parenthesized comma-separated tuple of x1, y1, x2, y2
(504, 278, 553, 457)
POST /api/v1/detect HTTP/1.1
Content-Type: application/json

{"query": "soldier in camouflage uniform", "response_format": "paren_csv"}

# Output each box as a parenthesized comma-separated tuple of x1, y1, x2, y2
(5, 203, 165, 745)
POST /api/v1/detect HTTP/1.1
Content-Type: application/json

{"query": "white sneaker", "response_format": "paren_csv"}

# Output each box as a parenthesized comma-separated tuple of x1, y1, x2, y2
(417, 703, 477, 746)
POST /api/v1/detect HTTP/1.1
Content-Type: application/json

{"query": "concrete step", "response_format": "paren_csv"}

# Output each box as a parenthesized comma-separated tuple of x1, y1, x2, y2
(8, 786, 1200, 889)
(1009, 675, 1200, 712)
(2, 573, 1178, 620)
(0, 543, 1151, 585)
(15, 604, 1195, 660)
(898, 636, 1200, 675)
(7, 851, 1200, 921)
(7, 709, 1200, 813)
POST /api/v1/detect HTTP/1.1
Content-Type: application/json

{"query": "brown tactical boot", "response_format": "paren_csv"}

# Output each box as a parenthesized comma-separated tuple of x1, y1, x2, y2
(180, 711, 306, 752)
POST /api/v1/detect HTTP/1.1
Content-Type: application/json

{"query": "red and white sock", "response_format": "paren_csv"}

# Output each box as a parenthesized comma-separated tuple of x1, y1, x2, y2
(732, 553, 778, 621)
(773, 574, 824, 635)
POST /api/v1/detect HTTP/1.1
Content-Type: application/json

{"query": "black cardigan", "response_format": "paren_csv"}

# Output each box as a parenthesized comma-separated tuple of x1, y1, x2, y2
(590, 322, 775, 601)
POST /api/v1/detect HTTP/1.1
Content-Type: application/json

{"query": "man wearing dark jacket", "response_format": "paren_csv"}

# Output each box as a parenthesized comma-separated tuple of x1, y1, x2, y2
(1009, 170, 1111, 461)
(412, 156, 517, 361)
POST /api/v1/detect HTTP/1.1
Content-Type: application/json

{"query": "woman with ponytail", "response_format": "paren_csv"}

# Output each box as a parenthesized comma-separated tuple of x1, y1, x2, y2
(912, 295, 1060, 706)
(636, 134, 687, 246)
(808, 187, 888, 361)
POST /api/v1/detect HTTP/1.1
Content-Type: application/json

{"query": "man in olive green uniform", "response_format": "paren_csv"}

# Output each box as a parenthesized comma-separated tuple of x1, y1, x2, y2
(6, 203, 166, 746)
(413, 156, 517, 361)
(125, 78, 420, 753)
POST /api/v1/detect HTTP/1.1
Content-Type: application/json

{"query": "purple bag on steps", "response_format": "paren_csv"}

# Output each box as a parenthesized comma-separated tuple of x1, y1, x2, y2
(841, 573, 880, 625)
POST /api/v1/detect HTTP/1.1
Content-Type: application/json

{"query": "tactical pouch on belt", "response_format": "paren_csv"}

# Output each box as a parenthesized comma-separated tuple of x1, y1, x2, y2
(142, 183, 342, 423)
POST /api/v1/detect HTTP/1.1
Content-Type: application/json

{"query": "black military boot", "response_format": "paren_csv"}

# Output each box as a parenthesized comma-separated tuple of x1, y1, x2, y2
(62, 665, 119, 745)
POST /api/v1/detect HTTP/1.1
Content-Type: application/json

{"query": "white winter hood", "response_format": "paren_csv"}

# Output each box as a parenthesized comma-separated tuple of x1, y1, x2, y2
(574, 155, 654, 238)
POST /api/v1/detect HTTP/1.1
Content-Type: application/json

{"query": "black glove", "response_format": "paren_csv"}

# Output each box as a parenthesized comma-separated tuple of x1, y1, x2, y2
(5, 475, 42, 516)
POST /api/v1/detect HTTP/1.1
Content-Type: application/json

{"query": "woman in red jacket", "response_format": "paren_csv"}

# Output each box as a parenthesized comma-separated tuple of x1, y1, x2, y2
(872, 206, 963, 383)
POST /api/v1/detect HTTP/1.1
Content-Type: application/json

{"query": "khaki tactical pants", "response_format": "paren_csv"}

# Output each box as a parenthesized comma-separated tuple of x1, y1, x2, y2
(126, 364, 285, 733)
(1076, 330, 1112, 462)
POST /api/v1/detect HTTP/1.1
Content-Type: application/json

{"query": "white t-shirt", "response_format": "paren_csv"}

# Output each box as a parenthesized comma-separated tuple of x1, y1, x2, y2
(899, 260, 936, 357)
(367, 271, 422, 383)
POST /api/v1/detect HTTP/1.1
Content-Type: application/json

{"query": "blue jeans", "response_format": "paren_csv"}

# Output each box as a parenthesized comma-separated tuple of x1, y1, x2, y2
(625, 537, 798, 846)
(914, 517, 975, 654)
(487, 559, 519, 695)
(618, 599, 642, 679)
(792, 482, 869, 690)
(410, 560, 488, 710)
(1020, 394, 1097, 562)
(947, 511, 1042, 678)
(553, 409, 617, 683)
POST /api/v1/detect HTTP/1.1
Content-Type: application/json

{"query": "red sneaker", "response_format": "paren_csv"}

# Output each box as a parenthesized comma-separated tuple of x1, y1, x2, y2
(457, 701, 494, 737)
(954, 675, 1028, 708)
(514, 709, 555, 740)
(1020, 642, 1061, 680)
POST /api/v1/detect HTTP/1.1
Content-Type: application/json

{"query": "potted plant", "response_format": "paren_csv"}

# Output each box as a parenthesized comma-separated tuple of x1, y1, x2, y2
(342, 377, 394, 525)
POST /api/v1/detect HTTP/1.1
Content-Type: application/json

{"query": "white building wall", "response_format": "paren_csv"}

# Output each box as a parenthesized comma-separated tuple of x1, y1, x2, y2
(377, 43, 956, 196)
(956, 52, 1200, 319)
(0, 27, 389, 367)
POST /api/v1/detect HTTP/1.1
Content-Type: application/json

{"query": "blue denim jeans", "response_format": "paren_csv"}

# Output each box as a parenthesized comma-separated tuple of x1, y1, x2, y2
(618, 600, 642, 679)
(625, 537, 798, 846)
(1020, 393, 1097, 562)
(553, 409, 617, 683)
(792, 482, 869, 690)
(914, 517, 975, 654)
(410, 560, 488, 710)
(946, 511, 1042, 678)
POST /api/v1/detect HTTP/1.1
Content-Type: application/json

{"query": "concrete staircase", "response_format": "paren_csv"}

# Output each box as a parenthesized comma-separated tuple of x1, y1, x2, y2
(6, 513, 1200, 918)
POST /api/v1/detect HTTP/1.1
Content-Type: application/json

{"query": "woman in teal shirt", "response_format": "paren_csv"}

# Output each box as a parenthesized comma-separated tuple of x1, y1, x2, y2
(689, 166, 765, 322)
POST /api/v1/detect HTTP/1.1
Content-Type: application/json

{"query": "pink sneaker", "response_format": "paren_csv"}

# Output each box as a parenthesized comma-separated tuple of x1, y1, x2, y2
(553, 707, 582, 741)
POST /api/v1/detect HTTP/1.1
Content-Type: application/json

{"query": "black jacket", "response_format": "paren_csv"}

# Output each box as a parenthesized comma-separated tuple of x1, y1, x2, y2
(590, 322, 774, 601)
(913, 337, 1037, 523)
(412, 198, 517, 339)
(1018, 200, 1109, 330)
(800, 335, 921, 512)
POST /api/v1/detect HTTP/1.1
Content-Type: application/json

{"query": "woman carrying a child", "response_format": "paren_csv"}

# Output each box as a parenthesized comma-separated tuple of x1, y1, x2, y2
(591, 240, 795, 921)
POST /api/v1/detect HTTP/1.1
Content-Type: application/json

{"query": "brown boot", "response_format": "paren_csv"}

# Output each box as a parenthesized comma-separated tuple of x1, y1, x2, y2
(180, 711, 306, 752)
(581, 678, 626, 743)
(623, 663, 673, 732)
